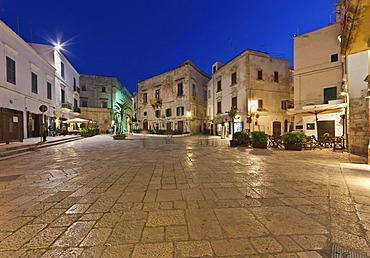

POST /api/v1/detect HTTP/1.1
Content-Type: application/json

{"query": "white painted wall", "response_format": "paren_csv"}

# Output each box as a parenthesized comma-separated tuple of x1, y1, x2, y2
(0, 20, 56, 138)
(347, 50, 370, 98)
(32, 44, 80, 120)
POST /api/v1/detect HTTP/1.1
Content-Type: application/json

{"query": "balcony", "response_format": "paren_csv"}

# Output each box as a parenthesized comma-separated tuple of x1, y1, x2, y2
(73, 107, 81, 113)
(61, 102, 72, 110)
(73, 85, 81, 94)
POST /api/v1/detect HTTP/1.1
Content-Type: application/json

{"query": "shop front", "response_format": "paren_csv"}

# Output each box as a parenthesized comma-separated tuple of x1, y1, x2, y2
(0, 108, 24, 144)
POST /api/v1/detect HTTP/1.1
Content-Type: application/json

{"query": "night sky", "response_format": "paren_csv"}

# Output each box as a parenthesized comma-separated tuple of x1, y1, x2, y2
(1, 0, 335, 93)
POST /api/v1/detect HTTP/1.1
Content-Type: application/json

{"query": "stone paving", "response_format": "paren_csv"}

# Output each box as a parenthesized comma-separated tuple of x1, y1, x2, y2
(0, 134, 369, 257)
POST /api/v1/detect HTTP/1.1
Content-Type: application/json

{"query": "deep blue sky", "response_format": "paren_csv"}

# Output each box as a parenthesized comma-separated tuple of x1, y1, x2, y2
(1, 0, 336, 94)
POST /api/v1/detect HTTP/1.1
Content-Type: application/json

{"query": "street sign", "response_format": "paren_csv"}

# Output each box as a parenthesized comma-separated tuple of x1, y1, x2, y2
(39, 105, 48, 112)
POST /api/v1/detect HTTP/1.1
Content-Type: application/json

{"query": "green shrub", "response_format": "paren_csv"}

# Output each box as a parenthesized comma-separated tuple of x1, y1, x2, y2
(282, 132, 306, 144)
(251, 131, 268, 143)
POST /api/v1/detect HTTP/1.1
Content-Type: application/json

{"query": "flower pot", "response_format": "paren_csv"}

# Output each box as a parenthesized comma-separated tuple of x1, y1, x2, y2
(252, 142, 267, 149)
(284, 143, 302, 151)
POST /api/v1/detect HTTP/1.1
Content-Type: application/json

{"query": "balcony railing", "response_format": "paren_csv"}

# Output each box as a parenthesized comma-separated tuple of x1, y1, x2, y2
(73, 107, 81, 113)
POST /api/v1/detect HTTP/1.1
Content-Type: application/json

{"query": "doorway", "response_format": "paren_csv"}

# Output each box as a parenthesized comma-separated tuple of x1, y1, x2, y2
(178, 121, 184, 132)
(317, 120, 335, 140)
(143, 120, 148, 130)
(272, 121, 281, 137)
(0, 108, 24, 143)
(166, 122, 172, 132)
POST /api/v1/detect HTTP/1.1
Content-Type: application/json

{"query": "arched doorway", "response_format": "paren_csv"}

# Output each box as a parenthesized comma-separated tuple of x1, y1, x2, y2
(143, 119, 148, 130)
(272, 121, 281, 137)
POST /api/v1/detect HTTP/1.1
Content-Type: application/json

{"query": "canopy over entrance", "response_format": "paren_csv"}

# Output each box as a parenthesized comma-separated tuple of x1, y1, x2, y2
(287, 103, 347, 116)
(62, 118, 90, 123)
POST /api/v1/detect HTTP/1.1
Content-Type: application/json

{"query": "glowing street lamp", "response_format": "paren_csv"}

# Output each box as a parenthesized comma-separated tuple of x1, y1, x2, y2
(55, 42, 63, 51)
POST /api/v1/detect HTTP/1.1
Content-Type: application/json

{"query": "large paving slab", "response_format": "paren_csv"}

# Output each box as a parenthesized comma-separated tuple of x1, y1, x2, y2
(0, 134, 369, 257)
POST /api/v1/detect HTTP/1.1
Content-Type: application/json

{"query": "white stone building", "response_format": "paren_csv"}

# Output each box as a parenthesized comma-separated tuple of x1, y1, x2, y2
(289, 22, 345, 141)
(0, 20, 56, 143)
(31, 43, 81, 132)
(136, 60, 210, 134)
(79, 74, 133, 133)
(208, 49, 291, 137)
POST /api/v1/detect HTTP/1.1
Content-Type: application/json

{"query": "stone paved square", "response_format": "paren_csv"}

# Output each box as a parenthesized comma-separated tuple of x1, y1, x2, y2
(0, 134, 369, 257)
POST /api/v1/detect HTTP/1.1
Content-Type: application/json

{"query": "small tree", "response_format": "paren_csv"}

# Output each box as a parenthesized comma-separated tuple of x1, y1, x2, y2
(113, 101, 132, 135)
(227, 106, 238, 140)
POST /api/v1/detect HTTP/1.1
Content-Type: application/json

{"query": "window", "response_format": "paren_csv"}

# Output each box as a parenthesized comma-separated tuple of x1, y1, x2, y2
(61, 89, 65, 104)
(74, 99, 78, 108)
(81, 85, 86, 91)
(257, 70, 263, 80)
(212, 66, 216, 73)
(281, 100, 287, 110)
(324, 87, 337, 104)
(47, 82, 52, 100)
(102, 101, 108, 108)
(31, 72, 38, 94)
(306, 123, 315, 130)
(6, 56, 16, 84)
(177, 83, 183, 96)
(208, 90, 211, 99)
(102, 87, 106, 92)
(143, 93, 148, 103)
(217, 101, 222, 114)
(143, 111, 147, 116)
(155, 89, 160, 101)
(231, 97, 237, 109)
(231, 72, 237, 85)
(258, 99, 263, 109)
(331, 53, 338, 62)
(203, 90, 207, 101)
(217, 80, 222, 92)
(192, 84, 196, 97)
(155, 110, 161, 118)
(274, 71, 279, 83)
(176, 106, 184, 116)
(73, 77, 77, 87)
(81, 100, 88, 107)
(166, 108, 172, 117)
(61, 62, 65, 78)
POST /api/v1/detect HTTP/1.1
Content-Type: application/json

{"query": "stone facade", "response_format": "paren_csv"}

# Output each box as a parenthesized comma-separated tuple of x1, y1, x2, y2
(208, 49, 291, 136)
(136, 60, 210, 134)
(79, 74, 133, 133)
(348, 98, 369, 154)
(292, 22, 345, 139)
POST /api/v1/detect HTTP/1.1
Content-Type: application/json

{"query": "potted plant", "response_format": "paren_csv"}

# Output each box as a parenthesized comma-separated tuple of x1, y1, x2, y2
(234, 131, 250, 147)
(282, 132, 306, 151)
(251, 131, 268, 148)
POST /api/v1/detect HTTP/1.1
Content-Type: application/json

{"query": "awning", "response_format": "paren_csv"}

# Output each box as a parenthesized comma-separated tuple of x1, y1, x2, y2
(62, 118, 90, 123)
(286, 103, 347, 116)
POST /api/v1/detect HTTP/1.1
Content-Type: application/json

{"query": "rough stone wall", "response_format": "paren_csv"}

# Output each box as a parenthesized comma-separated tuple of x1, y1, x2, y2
(80, 107, 111, 133)
(348, 97, 368, 155)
